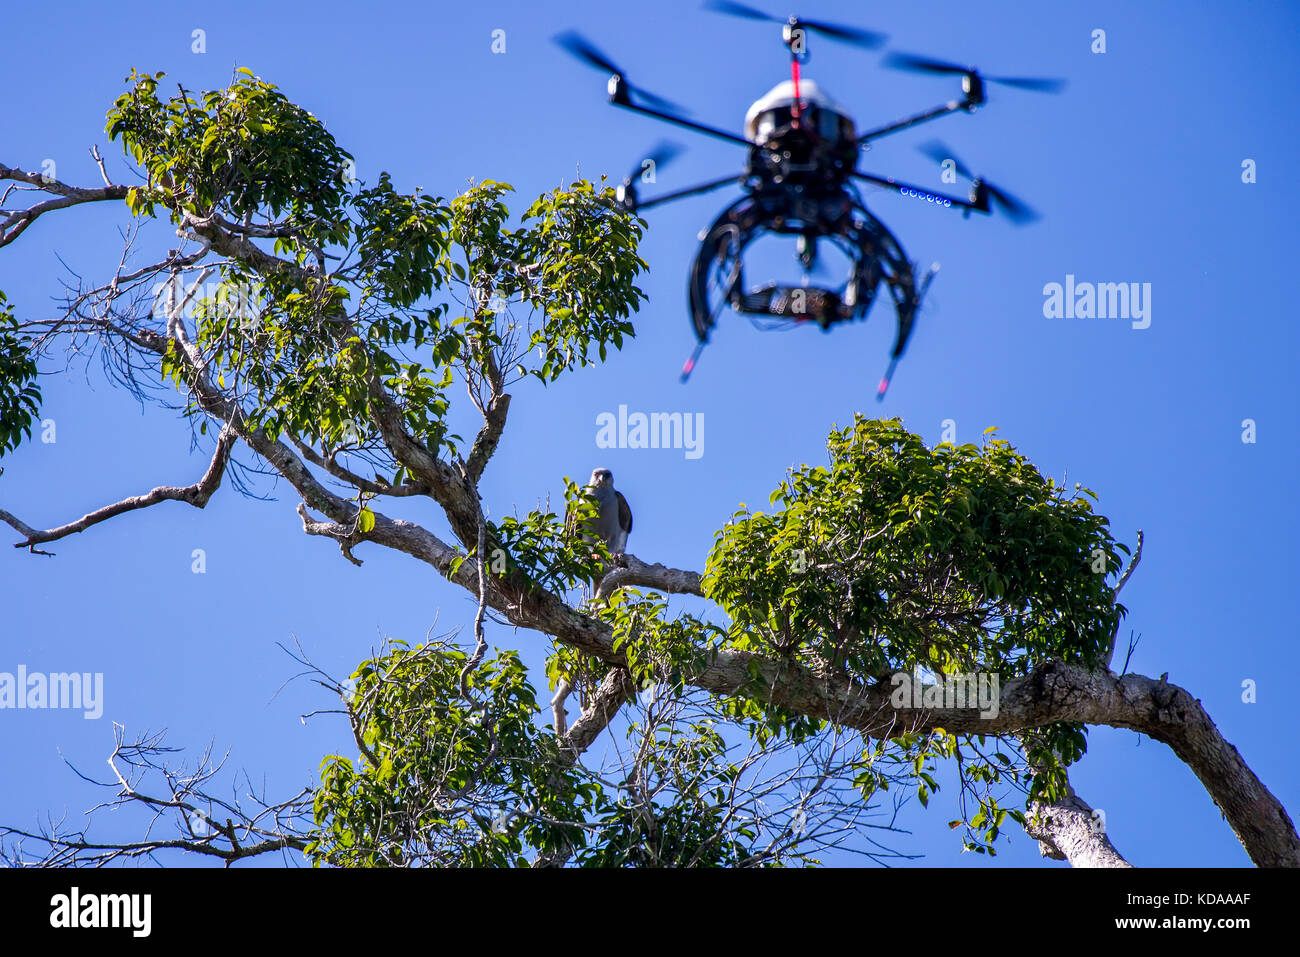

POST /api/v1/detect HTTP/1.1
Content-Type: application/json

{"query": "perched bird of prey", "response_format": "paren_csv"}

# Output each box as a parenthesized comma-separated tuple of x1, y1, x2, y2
(568, 467, 633, 556)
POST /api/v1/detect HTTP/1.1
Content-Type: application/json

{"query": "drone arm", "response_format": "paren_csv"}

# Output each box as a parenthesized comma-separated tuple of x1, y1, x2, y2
(612, 98, 752, 147)
(855, 98, 971, 145)
(633, 174, 746, 212)
(852, 171, 988, 215)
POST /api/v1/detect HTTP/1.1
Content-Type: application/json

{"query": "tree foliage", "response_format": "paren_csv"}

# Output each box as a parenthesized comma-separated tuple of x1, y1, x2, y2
(311, 640, 847, 867)
(707, 416, 1127, 680)
(106, 69, 645, 460)
(0, 291, 40, 456)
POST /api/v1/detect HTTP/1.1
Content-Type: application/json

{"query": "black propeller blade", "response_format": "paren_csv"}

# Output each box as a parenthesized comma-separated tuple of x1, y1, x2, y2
(704, 1, 888, 49)
(705, 0, 782, 22)
(884, 52, 1066, 93)
(553, 31, 690, 113)
(616, 141, 684, 209)
(621, 141, 684, 188)
(639, 141, 683, 177)
(917, 140, 1038, 223)
(554, 29, 620, 74)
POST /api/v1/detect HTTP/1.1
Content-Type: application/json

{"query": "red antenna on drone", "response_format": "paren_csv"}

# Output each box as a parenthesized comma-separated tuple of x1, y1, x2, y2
(876, 356, 900, 401)
(790, 53, 803, 128)
(785, 19, 804, 129)
(680, 340, 707, 383)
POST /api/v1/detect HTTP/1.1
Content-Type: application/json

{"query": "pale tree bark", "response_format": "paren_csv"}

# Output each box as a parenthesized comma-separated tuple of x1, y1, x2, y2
(1025, 783, 1131, 868)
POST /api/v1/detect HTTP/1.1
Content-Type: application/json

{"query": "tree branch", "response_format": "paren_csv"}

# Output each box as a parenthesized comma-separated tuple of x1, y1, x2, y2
(463, 391, 510, 484)
(550, 679, 573, 738)
(1, 425, 236, 551)
(561, 666, 636, 761)
(678, 658, 1296, 867)
(282, 499, 1295, 869)
(1114, 529, 1145, 598)
(1105, 529, 1144, 666)
(1025, 782, 1132, 867)
(534, 666, 636, 867)
(1031, 527, 1144, 866)
(288, 435, 431, 497)
(0, 162, 128, 247)
(595, 553, 704, 600)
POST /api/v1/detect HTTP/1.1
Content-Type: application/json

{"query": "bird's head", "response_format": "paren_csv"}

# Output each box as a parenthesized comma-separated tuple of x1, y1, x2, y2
(589, 468, 614, 488)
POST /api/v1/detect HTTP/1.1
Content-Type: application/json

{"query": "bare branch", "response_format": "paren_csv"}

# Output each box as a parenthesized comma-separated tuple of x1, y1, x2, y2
(1105, 529, 1145, 667)
(2, 425, 236, 551)
(0, 725, 312, 867)
(561, 667, 636, 761)
(595, 552, 704, 600)
(1114, 529, 1144, 597)
(0, 162, 128, 247)
(459, 508, 491, 697)
(289, 435, 431, 497)
(89, 145, 113, 187)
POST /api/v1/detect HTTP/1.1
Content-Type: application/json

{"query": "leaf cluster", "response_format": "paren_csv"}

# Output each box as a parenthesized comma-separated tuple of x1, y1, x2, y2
(704, 416, 1127, 681)
(0, 292, 40, 456)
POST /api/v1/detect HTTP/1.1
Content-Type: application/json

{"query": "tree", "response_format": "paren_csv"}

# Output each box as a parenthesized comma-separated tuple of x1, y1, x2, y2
(1, 70, 1294, 868)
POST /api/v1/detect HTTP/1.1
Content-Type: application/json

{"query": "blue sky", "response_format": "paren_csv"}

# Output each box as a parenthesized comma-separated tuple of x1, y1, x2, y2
(1, 0, 1297, 867)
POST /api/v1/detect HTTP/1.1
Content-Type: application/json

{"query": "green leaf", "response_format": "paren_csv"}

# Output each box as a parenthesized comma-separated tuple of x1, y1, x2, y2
(357, 508, 375, 533)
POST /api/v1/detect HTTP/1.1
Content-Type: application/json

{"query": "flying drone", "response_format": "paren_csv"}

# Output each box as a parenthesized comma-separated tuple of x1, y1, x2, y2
(555, 0, 1064, 396)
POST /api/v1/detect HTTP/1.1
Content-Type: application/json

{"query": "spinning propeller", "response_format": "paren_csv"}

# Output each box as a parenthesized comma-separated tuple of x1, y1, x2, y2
(615, 141, 684, 211)
(917, 140, 1038, 223)
(704, 1, 888, 49)
(884, 52, 1066, 94)
(553, 31, 690, 114)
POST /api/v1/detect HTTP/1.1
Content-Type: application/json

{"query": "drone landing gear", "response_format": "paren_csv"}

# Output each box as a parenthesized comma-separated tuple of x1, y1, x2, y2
(679, 191, 938, 396)
(876, 260, 940, 400)
(680, 340, 708, 382)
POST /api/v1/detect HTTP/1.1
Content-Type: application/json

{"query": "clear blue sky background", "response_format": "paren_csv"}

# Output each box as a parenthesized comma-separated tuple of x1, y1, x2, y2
(2, 0, 1297, 867)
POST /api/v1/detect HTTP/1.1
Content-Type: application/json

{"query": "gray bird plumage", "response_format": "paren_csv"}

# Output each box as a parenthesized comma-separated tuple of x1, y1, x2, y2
(569, 467, 632, 556)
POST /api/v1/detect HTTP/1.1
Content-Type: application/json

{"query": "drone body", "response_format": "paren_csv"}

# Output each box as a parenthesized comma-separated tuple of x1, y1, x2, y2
(556, 2, 1063, 396)
(689, 74, 928, 393)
